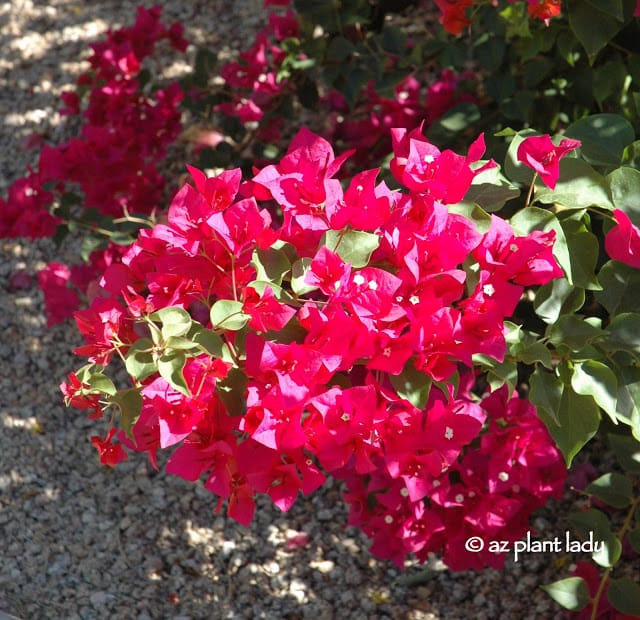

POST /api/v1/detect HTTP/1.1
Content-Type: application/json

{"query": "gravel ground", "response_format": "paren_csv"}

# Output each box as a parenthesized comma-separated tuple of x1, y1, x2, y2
(0, 1, 618, 619)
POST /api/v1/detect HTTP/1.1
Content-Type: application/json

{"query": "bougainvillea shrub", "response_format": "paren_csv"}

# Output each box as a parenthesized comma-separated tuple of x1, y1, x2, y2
(1, 0, 638, 614)
(62, 126, 572, 570)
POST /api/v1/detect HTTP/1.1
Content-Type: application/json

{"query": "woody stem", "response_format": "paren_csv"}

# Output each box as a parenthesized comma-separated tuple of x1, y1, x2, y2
(525, 172, 538, 207)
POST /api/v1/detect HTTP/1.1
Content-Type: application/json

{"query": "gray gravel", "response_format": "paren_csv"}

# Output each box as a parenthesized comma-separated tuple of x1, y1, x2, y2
(0, 1, 592, 618)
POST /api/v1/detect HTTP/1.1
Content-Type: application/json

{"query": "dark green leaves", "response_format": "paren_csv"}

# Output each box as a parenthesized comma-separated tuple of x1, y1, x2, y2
(607, 578, 640, 616)
(564, 114, 635, 166)
(585, 472, 633, 508)
(568, 1, 633, 64)
(537, 385, 601, 467)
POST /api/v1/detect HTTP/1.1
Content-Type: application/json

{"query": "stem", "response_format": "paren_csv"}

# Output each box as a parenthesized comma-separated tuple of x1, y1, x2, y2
(231, 254, 238, 302)
(590, 493, 640, 620)
(525, 172, 538, 207)
(111, 215, 154, 227)
(332, 227, 347, 253)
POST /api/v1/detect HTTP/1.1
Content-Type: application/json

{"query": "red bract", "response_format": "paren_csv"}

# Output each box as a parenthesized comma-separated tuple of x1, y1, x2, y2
(516, 134, 581, 189)
(66, 126, 566, 572)
(91, 428, 128, 467)
(390, 126, 495, 202)
(60, 372, 103, 419)
(524, 0, 562, 24)
(1, 6, 187, 325)
(434, 0, 474, 35)
(604, 209, 640, 269)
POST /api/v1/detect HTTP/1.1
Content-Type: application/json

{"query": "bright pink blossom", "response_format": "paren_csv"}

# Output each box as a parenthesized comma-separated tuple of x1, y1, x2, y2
(516, 134, 581, 189)
(605, 209, 640, 269)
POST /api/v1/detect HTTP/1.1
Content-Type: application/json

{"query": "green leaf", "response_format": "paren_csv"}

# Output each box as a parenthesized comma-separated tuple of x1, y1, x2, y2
(505, 322, 552, 368)
(602, 313, 640, 355)
(547, 315, 607, 351)
(596, 261, 640, 315)
(111, 388, 143, 440)
(473, 353, 518, 393)
(157, 351, 189, 396)
(569, 508, 611, 540)
(447, 203, 492, 233)
(593, 60, 629, 107)
(474, 33, 505, 71)
(608, 433, 640, 473)
(534, 279, 585, 324)
(291, 257, 317, 295)
(210, 299, 249, 331)
(150, 306, 193, 340)
(192, 327, 225, 358)
(607, 167, 640, 225)
(463, 166, 520, 212)
(379, 25, 407, 55)
(499, 3, 531, 39)
(571, 360, 618, 423)
(615, 366, 640, 439)
(86, 372, 117, 396)
(534, 158, 613, 211)
(569, 508, 620, 567)
(541, 578, 589, 611)
(628, 528, 640, 553)
(586, 472, 633, 508)
(164, 336, 200, 352)
(216, 367, 247, 417)
(390, 361, 432, 409)
(337, 65, 371, 109)
(585, 0, 626, 21)
(593, 535, 622, 568)
(323, 229, 380, 268)
(537, 387, 600, 466)
(124, 339, 156, 382)
(568, 1, 627, 63)
(622, 139, 640, 168)
(252, 246, 291, 286)
(426, 103, 481, 144)
(607, 578, 640, 616)
(529, 370, 564, 425)
(564, 113, 635, 166)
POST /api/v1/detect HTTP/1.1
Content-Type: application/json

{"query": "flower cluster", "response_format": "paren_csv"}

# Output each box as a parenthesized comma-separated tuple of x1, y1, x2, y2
(211, 1, 474, 167)
(63, 126, 567, 569)
(1, 6, 187, 324)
